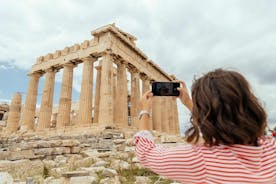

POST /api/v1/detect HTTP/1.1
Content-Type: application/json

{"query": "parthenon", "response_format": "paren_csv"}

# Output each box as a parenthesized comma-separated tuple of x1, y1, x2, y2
(5, 24, 180, 135)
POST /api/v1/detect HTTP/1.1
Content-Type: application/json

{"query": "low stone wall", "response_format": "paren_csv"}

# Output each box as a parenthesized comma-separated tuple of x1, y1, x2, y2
(0, 128, 184, 183)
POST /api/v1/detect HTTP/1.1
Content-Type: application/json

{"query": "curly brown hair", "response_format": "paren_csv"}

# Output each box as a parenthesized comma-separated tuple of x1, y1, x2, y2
(185, 69, 267, 146)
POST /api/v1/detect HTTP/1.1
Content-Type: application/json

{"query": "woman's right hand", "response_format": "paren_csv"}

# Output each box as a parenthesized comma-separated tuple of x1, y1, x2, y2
(177, 81, 193, 112)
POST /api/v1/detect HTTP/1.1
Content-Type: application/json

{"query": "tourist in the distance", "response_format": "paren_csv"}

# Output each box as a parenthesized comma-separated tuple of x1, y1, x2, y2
(134, 68, 276, 183)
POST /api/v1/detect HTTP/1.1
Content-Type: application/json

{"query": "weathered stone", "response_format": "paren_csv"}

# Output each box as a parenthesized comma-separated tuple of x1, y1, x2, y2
(7, 150, 36, 161)
(54, 155, 67, 166)
(113, 139, 125, 144)
(102, 168, 117, 177)
(124, 146, 135, 152)
(132, 156, 139, 163)
(43, 177, 62, 184)
(110, 159, 130, 170)
(62, 171, 89, 178)
(135, 176, 151, 184)
(80, 166, 105, 173)
(0, 160, 43, 180)
(0, 172, 14, 184)
(49, 140, 63, 147)
(43, 160, 57, 169)
(97, 152, 111, 158)
(93, 160, 107, 167)
(125, 138, 135, 146)
(99, 176, 121, 184)
(102, 133, 113, 139)
(70, 176, 97, 184)
(74, 157, 95, 168)
(50, 167, 69, 178)
(70, 147, 81, 154)
(61, 140, 80, 147)
(81, 149, 98, 157)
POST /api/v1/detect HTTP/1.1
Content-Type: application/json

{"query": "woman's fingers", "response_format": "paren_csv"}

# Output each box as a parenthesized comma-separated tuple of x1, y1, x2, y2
(179, 81, 187, 89)
(143, 90, 153, 99)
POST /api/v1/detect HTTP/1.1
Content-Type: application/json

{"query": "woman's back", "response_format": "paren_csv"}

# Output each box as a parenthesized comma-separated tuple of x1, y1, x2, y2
(135, 132, 276, 183)
(198, 137, 276, 183)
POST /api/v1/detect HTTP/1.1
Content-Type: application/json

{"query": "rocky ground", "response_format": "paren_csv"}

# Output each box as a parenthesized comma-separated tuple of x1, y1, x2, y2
(0, 127, 185, 184)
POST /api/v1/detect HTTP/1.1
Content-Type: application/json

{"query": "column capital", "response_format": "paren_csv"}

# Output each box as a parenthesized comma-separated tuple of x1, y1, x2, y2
(95, 61, 102, 70)
(81, 56, 97, 63)
(114, 59, 127, 66)
(128, 65, 139, 74)
(28, 72, 42, 78)
(140, 73, 150, 81)
(45, 67, 58, 73)
(63, 62, 75, 68)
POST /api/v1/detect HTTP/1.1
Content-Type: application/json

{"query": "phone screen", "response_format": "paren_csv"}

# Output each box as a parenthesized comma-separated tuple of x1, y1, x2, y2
(152, 82, 180, 96)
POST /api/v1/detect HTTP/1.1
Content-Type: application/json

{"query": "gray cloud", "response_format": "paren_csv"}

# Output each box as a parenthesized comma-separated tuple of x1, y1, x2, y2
(1, 0, 276, 126)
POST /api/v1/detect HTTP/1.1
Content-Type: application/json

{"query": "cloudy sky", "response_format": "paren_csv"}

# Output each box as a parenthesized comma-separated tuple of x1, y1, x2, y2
(0, 0, 276, 130)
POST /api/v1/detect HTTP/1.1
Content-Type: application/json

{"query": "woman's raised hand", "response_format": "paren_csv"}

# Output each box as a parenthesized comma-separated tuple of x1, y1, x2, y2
(177, 81, 193, 112)
(140, 90, 153, 111)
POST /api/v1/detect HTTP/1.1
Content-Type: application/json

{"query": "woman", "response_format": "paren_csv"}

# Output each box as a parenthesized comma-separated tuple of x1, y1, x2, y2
(134, 69, 276, 183)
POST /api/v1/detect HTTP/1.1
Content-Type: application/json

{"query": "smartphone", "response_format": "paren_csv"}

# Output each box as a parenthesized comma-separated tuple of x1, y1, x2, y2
(152, 82, 180, 96)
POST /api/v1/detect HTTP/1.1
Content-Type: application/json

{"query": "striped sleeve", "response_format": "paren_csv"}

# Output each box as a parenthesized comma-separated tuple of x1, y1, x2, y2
(134, 130, 206, 182)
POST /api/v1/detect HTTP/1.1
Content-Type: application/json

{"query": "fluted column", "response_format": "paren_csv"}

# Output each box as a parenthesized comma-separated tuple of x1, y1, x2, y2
(152, 97, 162, 131)
(130, 68, 140, 128)
(56, 63, 74, 128)
(141, 75, 153, 130)
(113, 69, 117, 123)
(77, 57, 95, 126)
(172, 98, 180, 134)
(20, 72, 41, 131)
(98, 54, 114, 126)
(93, 62, 102, 124)
(37, 68, 56, 130)
(168, 97, 175, 134)
(161, 97, 170, 133)
(6, 93, 22, 133)
(51, 113, 57, 128)
(115, 61, 128, 127)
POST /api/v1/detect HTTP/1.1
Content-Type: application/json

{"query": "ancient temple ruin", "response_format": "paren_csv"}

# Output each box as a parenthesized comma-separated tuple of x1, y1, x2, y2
(5, 24, 180, 134)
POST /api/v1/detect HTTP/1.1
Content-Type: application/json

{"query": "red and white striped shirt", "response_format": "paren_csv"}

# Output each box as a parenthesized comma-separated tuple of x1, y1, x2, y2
(134, 130, 276, 184)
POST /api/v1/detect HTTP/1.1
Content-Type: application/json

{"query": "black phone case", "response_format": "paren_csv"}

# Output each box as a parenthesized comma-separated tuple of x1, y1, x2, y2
(152, 82, 180, 96)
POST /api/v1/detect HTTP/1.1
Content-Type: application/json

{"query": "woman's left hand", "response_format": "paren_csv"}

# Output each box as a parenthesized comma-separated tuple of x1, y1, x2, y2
(140, 90, 153, 111)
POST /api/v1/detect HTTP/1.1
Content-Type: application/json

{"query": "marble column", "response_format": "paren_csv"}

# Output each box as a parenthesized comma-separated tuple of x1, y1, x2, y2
(77, 57, 95, 126)
(98, 54, 114, 126)
(115, 61, 128, 127)
(141, 76, 153, 130)
(130, 68, 140, 128)
(168, 98, 175, 134)
(93, 62, 102, 124)
(56, 63, 74, 128)
(37, 68, 56, 130)
(113, 70, 117, 123)
(161, 97, 170, 133)
(20, 72, 41, 130)
(172, 98, 180, 134)
(6, 93, 22, 133)
(152, 97, 162, 131)
(51, 113, 58, 128)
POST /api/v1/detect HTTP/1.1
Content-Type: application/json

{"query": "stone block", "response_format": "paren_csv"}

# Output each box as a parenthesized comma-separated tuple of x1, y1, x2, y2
(0, 160, 43, 180)
(92, 160, 107, 167)
(70, 176, 97, 184)
(0, 172, 13, 184)
(62, 171, 89, 178)
(8, 150, 36, 161)
(61, 140, 80, 147)
(135, 176, 150, 184)
(102, 168, 117, 177)
(70, 147, 81, 154)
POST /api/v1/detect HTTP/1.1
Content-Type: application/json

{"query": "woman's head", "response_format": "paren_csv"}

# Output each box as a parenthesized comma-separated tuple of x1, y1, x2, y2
(185, 68, 267, 146)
